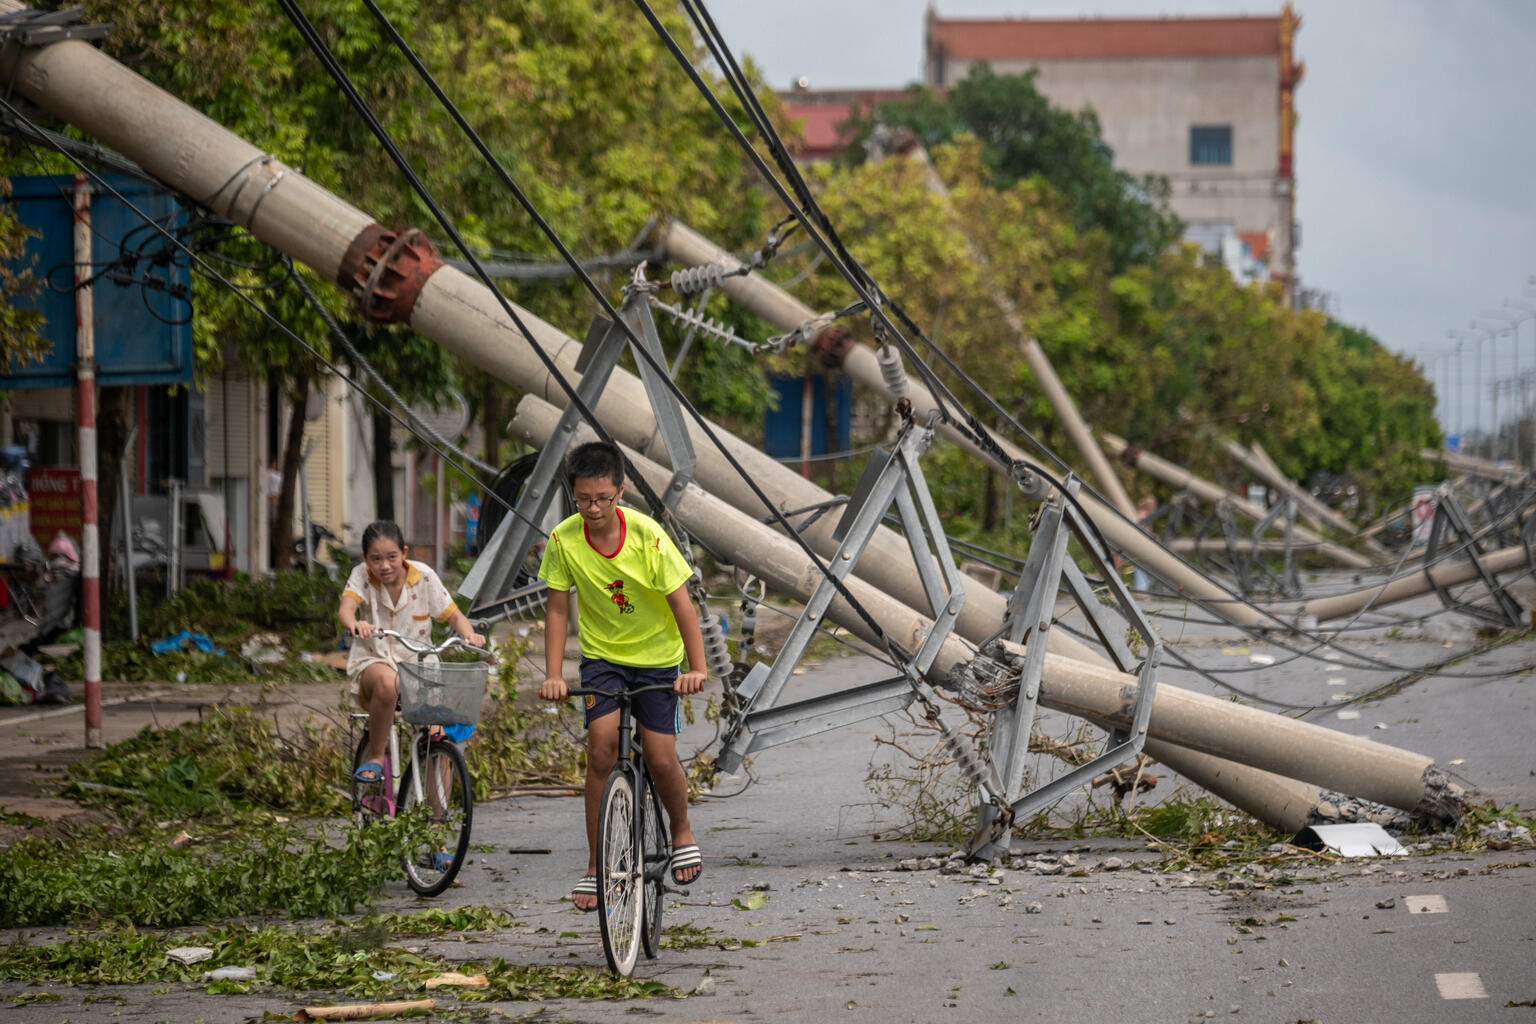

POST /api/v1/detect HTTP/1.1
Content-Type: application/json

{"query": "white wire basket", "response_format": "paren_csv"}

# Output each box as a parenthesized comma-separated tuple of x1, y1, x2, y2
(398, 659, 488, 726)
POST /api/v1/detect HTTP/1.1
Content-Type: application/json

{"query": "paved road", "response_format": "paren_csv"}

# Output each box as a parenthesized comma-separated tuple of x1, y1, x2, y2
(3, 594, 1534, 1022)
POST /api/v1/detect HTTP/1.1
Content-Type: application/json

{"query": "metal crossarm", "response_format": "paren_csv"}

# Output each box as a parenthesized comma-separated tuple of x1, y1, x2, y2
(1424, 485, 1524, 627)
(964, 475, 1161, 860)
(461, 273, 700, 605)
(716, 418, 967, 773)
(0, 6, 111, 47)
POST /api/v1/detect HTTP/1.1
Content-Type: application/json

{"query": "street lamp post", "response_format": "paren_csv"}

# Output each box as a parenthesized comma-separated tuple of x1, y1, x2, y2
(1447, 330, 1470, 450)
(1476, 313, 1519, 463)
(1450, 328, 1494, 456)
(1504, 299, 1536, 467)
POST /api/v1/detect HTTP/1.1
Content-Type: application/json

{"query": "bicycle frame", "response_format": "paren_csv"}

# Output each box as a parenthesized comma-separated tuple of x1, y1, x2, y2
(348, 712, 428, 817)
(354, 628, 488, 814)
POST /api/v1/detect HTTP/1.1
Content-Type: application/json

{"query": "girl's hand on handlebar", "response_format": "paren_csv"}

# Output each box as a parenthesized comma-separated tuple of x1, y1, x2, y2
(351, 621, 378, 640)
(461, 631, 486, 648)
(539, 676, 569, 701)
(675, 670, 707, 695)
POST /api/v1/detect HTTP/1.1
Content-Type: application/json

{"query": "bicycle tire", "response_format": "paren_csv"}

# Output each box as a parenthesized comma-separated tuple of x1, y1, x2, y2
(638, 766, 668, 959)
(596, 768, 643, 975)
(398, 737, 474, 898)
(350, 731, 392, 826)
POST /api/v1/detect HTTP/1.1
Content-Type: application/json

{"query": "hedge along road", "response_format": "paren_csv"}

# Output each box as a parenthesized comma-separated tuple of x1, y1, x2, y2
(2, 604, 1534, 1024)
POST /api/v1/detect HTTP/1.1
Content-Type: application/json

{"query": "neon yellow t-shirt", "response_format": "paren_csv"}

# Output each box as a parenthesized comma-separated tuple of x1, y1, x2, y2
(537, 507, 693, 668)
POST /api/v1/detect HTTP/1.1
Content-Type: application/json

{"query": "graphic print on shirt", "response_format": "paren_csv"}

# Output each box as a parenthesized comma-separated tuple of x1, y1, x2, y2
(605, 579, 635, 614)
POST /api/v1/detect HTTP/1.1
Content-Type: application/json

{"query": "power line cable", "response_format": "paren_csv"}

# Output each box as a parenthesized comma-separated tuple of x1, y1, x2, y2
(285, 0, 904, 652)
(0, 94, 542, 542)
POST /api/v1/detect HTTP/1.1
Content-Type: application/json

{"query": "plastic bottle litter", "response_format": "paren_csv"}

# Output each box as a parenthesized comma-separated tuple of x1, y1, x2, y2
(203, 966, 256, 981)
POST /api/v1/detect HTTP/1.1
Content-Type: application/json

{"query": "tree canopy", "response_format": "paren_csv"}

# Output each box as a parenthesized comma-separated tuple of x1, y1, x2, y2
(1, 10, 1441, 538)
(841, 63, 1184, 273)
(782, 133, 1439, 523)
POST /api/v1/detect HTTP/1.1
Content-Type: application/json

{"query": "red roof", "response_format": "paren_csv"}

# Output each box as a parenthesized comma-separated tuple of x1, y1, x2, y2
(782, 101, 854, 157)
(927, 15, 1281, 62)
(779, 89, 910, 159)
(1238, 231, 1271, 264)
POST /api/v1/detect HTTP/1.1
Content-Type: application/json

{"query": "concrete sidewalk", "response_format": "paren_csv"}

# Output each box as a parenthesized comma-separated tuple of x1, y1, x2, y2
(0, 677, 351, 835)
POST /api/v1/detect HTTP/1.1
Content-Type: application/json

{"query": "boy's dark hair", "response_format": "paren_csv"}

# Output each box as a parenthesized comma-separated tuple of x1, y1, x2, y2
(361, 520, 406, 553)
(567, 441, 624, 488)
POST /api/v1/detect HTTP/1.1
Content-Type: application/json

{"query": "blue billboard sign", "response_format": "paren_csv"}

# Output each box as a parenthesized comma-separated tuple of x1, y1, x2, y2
(2, 174, 192, 389)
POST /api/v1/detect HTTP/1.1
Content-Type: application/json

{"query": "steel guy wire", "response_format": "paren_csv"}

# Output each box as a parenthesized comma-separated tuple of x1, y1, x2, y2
(274, 0, 671, 517)
(642, 0, 1288, 634)
(284, 260, 496, 476)
(0, 93, 540, 539)
(342, 0, 897, 648)
(658, 0, 1482, 652)
(302, 0, 904, 655)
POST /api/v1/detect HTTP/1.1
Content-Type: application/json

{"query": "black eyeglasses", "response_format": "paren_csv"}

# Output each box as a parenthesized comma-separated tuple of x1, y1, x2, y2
(574, 494, 618, 510)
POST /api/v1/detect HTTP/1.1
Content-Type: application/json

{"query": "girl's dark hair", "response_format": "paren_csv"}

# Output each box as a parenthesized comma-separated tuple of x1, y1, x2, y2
(566, 441, 624, 487)
(361, 520, 406, 553)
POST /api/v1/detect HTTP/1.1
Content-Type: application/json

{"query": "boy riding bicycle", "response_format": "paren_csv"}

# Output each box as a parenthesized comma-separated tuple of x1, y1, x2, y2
(537, 441, 708, 912)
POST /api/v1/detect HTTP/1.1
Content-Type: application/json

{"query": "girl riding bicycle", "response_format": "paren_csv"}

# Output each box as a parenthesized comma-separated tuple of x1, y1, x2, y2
(338, 520, 485, 783)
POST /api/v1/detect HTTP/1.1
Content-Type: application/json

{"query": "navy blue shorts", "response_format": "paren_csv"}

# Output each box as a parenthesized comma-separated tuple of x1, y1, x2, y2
(579, 658, 682, 735)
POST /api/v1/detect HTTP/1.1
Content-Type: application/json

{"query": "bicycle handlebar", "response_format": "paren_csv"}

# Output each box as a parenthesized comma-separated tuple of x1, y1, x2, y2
(374, 628, 494, 660)
(561, 683, 683, 699)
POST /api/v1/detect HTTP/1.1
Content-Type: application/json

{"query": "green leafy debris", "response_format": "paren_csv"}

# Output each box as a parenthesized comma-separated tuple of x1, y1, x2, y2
(0, 918, 674, 1000)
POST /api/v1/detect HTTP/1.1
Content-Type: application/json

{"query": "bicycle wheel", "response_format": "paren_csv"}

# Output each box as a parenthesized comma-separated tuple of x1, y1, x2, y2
(398, 737, 474, 897)
(350, 731, 392, 826)
(596, 768, 643, 975)
(639, 767, 668, 960)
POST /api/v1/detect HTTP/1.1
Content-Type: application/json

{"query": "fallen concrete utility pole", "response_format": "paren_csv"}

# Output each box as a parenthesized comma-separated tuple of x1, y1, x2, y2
(1166, 537, 1337, 555)
(1100, 432, 1373, 570)
(0, 12, 994, 643)
(1140, 742, 1318, 835)
(1424, 448, 1523, 483)
(1221, 437, 1391, 559)
(510, 397, 1460, 827)
(657, 219, 1284, 629)
(0, 13, 1447, 828)
(0, 10, 1157, 673)
(898, 143, 1136, 518)
(1295, 544, 1527, 624)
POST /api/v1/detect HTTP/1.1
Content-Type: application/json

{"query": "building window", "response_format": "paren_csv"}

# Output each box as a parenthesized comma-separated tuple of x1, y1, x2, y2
(1190, 125, 1232, 166)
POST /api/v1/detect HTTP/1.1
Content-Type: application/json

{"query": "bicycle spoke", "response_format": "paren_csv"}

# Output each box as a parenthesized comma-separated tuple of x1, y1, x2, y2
(597, 771, 642, 975)
(640, 769, 667, 960)
(398, 740, 473, 897)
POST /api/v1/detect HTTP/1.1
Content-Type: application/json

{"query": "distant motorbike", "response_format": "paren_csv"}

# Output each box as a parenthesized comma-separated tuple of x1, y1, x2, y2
(292, 521, 343, 575)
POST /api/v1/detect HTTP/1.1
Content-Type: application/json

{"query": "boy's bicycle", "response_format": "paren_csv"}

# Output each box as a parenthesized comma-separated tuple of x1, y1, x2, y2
(350, 629, 492, 898)
(565, 682, 679, 976)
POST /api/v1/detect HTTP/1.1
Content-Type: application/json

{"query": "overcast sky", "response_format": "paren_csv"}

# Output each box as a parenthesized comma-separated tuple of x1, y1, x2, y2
(706, 1, 1536, 438)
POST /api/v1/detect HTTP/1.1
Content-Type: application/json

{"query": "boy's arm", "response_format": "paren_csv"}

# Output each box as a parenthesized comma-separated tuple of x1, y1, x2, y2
(539, 588, 571, 700)
(665, 584, 708, 695)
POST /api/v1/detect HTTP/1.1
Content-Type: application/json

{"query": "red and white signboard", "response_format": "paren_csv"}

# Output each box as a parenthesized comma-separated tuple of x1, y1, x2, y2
(26, 466, 82, 549)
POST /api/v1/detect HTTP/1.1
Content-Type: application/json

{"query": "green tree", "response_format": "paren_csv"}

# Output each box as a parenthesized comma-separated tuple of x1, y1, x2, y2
(0, 177, 45, 377)
(788, 136, 1439, 538)
(842, 63, 1183, 272)
(0, 1, 779, 552)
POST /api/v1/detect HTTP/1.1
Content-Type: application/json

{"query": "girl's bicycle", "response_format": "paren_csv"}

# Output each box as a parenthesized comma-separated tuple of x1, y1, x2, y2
(350, 628, 492, 898)
(565, 683, 679, 976)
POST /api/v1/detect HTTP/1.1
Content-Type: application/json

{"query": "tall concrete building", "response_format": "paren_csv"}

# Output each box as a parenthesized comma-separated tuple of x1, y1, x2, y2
(923, 6, 1303, 294)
